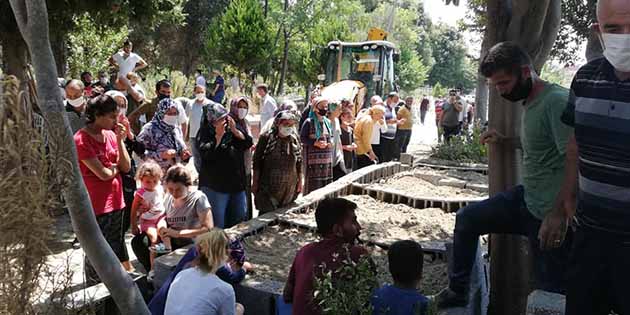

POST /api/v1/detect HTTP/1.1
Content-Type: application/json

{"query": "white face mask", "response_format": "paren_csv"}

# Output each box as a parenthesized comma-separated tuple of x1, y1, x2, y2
(67, 97, 85, 108)
(279, 126, 293, 137)
(163, 115, 179, 127)
(237, 108, 248, 119)
(119, 107, 127, 116)
(601, 33, 630, 72)
(195, 93, 205, 101)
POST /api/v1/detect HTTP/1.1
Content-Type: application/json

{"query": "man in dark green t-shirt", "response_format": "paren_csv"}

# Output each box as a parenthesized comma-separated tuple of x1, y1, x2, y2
(435, 42, 574, 307)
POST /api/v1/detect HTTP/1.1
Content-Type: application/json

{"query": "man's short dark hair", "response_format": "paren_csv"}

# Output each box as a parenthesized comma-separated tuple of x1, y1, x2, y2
(155, 79, 172, 92)
(124, 39, 132, 47)
(480, 41, 532, 78)
(257, 83, 269, 93)
(315, 198, 357, 236)
(388, 240, 424, 286)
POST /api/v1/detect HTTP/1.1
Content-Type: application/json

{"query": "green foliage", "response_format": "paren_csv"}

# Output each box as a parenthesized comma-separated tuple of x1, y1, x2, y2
(313, 248, 378, 315)
(426, 23, 476, 92)
(66, 13, 128, 78)
(432, 82, 447, 98)
(432, 124, 488, 164)
(206, 0, 271, 75)
(143, 69, 193, 100)
(540, 63, 574, 88)
(397, 46, 430, 92)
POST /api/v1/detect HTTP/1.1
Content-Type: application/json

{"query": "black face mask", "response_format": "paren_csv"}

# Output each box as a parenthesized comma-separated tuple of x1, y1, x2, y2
(502, 74, 533, 102)
(157, 93, 170, 101)
(317, 108, 328, 116)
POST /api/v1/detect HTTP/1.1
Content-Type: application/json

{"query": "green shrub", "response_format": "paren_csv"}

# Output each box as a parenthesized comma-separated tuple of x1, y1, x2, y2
(432, 123, 488, 164)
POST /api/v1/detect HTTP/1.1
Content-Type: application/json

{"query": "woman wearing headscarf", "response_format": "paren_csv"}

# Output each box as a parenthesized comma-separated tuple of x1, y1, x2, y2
(197, 103, 253, 228)
(252, 110, 303, 213)
(228, 97, 255, 220)
(354, 105, 386, 169)
(137, 98, 190, 173)
(300, 97, 334, 194)
(260, 99, 299, 135)
(327, 101, 347, 180)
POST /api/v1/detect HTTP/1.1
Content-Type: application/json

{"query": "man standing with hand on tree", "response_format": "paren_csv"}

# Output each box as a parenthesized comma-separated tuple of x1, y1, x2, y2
(435, 42, 574, 307)
(541, 1, 630, 314)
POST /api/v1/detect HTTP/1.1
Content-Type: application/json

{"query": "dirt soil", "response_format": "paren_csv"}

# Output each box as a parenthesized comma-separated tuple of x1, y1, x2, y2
(282, 195, 456, 245)
(370, 168, 487, 199)
(242, 225, 448, 295)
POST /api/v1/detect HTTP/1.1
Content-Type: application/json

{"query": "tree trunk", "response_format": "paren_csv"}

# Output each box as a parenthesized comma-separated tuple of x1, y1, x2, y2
(7, 1, 150, 314)
(50, 30, 66, 76)
(1, 32, 29, 81)
(484, 1, 562, 314)
(277, 30, 290, 96)
(475, 28, 491, 123)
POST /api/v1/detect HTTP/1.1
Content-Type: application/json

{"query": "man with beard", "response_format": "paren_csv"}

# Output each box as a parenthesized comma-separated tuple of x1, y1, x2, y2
(434, 42, 574, 307)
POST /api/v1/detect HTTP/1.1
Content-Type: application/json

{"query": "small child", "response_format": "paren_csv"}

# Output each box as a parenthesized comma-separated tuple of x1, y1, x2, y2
(131, 160, 171, 270)
(371, 240, 429, 315)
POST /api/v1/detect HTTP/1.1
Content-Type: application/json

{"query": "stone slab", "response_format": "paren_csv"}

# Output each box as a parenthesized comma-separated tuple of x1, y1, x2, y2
(526, 290, 565, 315)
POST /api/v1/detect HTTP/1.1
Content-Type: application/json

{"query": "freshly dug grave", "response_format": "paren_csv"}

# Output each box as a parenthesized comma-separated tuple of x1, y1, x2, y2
(241, 225, 448, 295)
(281, 195, 456, 246)
(370, 168, 487, 199)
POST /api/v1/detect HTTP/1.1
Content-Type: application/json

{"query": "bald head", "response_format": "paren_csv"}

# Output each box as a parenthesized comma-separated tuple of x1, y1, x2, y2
(65, 79, 84, 100)
(596, 0, 630, 33)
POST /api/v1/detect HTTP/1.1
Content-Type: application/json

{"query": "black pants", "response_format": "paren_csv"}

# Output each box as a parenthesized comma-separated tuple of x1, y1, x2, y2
(131, 234, 193, 272)
(396, 129, 412, 154)
(380, 137, 398, 162)
(372, 144, 382, 163)
(356, 154, 375, 169)
(85, 209, 129, 285)
(565, 226, 630, 315)
(245, 174, 253, 220)
(420, 110, 427, 124)
(333, 163, 346, 181)
(443, 125, 460, 143)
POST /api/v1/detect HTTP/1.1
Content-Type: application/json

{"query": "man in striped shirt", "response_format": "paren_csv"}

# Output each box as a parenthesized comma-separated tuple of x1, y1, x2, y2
(545, 1, 630, 314)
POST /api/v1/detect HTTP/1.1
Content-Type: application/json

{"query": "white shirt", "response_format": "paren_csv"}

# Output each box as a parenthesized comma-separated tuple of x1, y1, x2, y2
(175, 101, 189, 126)
(230, 77, 239, 91)
(112, 51, 142, 78)
(138, 185, 166, 221)
(196, 75, 206, 89)
(371, 120, 387, 145)
(164, 267, 235, 315)
(260, 94, 277, 127)
(187, 98, 213, 140)
(458, 102, 470, 123)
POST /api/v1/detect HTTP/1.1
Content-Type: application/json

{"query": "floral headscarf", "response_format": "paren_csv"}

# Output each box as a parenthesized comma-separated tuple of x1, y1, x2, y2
(261, 110, 302, 163)
(137, 98, 185, 155)
(228, 96, 250, 133)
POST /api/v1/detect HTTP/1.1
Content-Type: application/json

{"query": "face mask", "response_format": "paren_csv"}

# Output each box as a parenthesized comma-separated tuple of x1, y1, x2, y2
(237, 108, 248, 119)
(601, 33, 630, 72)
(195, 93, 205, 101)
(279, 126, 293, 137)
(119, 107, 127, 116)
(158, 93, 170, 101)
(501, 74, 533, 102)
(317, 108, 328, 116)
(163, 115, 179, 127)
(100, 78, 108, 85)
(67, 97, 85, 108)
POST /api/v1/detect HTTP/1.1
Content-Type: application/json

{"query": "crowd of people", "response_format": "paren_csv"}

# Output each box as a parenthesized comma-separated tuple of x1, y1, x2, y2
(61, 1, 630, 312)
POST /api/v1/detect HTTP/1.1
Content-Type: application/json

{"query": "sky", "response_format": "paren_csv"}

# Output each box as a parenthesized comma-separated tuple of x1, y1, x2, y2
(423, 0, 469, 27)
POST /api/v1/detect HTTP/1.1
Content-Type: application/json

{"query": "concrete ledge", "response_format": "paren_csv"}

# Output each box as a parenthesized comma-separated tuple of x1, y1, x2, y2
(526, 290, 565, 315)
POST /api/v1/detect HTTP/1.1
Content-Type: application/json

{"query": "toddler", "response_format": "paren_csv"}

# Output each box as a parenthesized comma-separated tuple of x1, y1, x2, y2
(131, 160, 171, 270)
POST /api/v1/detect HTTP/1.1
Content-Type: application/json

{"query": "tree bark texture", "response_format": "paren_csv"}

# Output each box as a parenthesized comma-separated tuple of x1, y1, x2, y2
(7, 1, 149, 314)
(277, 29, 290, 96)
(1, 32, 29, 81)
(484, 1, 562, 315)
(475, 29, 491, 123)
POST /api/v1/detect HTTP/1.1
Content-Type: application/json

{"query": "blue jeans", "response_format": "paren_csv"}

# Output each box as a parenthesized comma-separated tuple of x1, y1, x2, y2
(449, 185, 572, 294)
(200, 187, 246, 228)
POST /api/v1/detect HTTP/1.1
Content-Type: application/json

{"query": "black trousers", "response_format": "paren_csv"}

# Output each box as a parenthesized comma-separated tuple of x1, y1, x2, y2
(333, 163, 346, 181)
(85, 209, 129, 285)
(356, 154, 375, 169)
(565, 226, 630, 315)
(380, 137, 398, 162)
(131, 234, 193, 272)
(443, 125, 461, 143)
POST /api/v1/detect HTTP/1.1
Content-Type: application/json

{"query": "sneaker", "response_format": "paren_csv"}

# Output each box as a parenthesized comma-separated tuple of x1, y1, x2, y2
(432, 287, 467, 308)
(149, 243, 171, 255)
(147, 270, 155, 283)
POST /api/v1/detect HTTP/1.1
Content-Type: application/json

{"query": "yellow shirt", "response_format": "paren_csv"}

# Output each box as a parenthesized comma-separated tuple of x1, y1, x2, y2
(397, 106, 413, 130)
(354, 115, 374, 156)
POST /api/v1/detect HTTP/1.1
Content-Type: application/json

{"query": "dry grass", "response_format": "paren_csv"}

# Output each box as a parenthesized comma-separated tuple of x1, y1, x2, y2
(0, 73, 78, 314)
